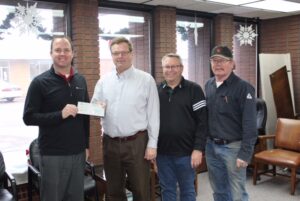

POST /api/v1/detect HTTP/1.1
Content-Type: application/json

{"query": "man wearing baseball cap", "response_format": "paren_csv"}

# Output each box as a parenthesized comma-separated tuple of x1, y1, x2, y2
(204, 45, 257, 201)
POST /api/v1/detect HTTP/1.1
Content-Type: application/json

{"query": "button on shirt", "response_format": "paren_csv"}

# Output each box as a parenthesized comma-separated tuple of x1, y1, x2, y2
(91, 66, 160, 148)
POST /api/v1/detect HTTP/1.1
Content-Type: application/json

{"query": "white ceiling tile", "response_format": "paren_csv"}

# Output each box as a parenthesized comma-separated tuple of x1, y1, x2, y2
(105, 0, 300, 19)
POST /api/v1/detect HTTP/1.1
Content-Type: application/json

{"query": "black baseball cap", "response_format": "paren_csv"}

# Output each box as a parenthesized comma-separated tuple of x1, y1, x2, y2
(210, 45, 233, 60)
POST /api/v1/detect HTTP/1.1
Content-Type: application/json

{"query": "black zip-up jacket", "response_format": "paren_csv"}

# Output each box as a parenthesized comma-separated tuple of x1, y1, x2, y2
(158, 77, 208, 156)
(23, 66, 90, 156)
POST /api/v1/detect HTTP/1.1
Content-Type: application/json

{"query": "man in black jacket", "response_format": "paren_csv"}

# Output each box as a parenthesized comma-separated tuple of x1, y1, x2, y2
(157, 53, 208, 201)
(205, 45, 257, 201)
(23, 36, 90, 201)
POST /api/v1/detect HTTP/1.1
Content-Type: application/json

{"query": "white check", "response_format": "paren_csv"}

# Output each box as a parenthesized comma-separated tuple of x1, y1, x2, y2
(77, 102, 105, 117)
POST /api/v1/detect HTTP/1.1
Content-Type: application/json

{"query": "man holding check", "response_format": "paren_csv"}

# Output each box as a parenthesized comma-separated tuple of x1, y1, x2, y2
(23, 36, 89, 201)
(91, 37, 160, 201)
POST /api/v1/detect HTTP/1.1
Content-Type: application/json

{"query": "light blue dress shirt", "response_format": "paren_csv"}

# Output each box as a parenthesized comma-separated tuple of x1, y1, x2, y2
(91, 66, 160, 148)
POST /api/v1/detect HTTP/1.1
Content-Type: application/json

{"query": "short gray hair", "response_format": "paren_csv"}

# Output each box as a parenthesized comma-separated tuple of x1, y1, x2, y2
(161, 53, 183, 65)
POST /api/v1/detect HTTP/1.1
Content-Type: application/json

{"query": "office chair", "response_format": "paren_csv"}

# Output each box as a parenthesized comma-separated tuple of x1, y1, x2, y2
(248, 98, 268, 169)
(256, 98, 267, 136)
(27, 139, 99, 201)
(0, 151, 18, 201)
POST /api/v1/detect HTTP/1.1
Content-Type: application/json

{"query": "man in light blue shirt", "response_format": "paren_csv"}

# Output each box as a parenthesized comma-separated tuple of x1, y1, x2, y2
(92, 37, 160, 201)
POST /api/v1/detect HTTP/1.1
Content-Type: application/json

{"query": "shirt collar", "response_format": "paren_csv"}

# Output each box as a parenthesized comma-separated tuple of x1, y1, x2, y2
(225, 72, 236, 84)
(52, 66, 75, 82)
(114, 66, 134, 79)
(214, 72, 236, 86)
(162, 76, 185, 89)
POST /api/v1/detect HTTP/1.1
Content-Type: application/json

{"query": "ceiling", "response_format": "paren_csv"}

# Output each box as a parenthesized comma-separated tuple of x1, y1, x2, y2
(105, 0, 300, 19)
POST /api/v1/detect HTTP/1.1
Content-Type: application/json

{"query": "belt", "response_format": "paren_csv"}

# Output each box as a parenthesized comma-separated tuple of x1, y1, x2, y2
(105, 130, 146, 142)
(209, 136, 232, 145)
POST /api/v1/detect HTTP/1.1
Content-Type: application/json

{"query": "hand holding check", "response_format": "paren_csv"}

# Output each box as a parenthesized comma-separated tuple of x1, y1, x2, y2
(77, 101, 106, 117)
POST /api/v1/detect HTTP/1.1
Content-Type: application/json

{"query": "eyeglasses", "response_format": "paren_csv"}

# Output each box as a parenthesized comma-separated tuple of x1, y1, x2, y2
(163, 65, 182, 70)
(210, 58, 231, 64)
(111, 51, 131, 57)
(53, 48, 72, 54)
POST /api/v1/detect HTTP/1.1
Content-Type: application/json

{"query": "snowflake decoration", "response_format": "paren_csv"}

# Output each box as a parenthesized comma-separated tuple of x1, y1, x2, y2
(235, 25, 257, 46)
(13, 2, 43, 35)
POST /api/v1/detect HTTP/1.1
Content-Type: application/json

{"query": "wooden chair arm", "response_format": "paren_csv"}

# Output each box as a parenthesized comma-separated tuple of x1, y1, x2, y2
(255, 135, 275, 152)
(258, 134, 275, 141)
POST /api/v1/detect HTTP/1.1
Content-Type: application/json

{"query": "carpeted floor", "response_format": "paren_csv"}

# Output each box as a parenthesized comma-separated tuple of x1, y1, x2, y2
(152, 170, 300, 201)
(196, 170, 300, 201)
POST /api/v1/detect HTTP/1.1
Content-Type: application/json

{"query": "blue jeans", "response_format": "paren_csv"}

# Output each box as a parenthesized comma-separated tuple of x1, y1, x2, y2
(156, 154, 196, 201)
(205, 139, 248, 201)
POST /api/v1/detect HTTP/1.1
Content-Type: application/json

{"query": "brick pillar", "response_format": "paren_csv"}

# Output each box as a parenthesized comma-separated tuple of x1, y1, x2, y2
(70, 0, 102, 165)
(214, 13, 234, 49)
(153, 6, 176, 83)
(233, 22, 257, 87)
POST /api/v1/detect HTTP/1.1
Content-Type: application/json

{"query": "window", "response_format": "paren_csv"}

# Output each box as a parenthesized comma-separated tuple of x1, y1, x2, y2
(0, 0, 67, 183)
(98, 7, 152, 76)
(176, 15, 212, 87)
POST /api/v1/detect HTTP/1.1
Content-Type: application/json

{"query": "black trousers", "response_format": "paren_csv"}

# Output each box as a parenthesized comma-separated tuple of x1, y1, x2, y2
(39, 152, 85, 201)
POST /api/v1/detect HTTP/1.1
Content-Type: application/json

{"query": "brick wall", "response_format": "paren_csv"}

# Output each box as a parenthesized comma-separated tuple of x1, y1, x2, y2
(153, 6, 177, 83)
(260, 15, 300, 114)
(233, 22, 257, 88)
(17, 183, 39, 201)
(212, 14, 257, 90)
(214, 13, 234, 48)
(71, 0, 103, 164)
(130, 16, 151, 73)
(17, 183, 27, 201)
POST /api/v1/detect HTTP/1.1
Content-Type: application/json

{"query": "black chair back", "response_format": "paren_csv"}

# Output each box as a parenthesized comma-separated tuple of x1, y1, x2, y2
(27, 139, 99, 201)
(0, 152, 5, 185)
(256, 98, 267, 135)
(29, 139, 40, 170)
(0, 152, 18, 201)
(0, 152, 5, 189)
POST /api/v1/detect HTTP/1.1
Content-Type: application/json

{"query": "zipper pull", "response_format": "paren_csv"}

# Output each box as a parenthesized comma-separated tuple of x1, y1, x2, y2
(168, 89, 173, 102)
(68, 82, 72, 96)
